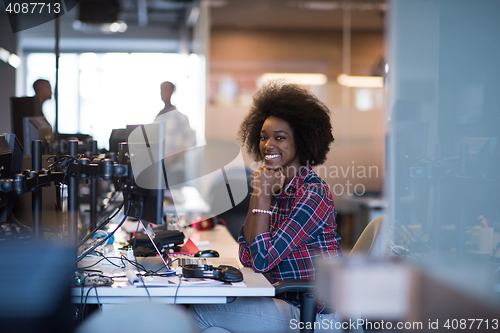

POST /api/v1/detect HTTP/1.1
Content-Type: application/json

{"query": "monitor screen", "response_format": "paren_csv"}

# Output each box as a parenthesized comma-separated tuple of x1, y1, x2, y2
(22, 116, 54, 155)
(10, 97, 41, 149)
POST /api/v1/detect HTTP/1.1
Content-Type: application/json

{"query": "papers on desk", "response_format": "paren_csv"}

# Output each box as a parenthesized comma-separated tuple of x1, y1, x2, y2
(126, 272, 245, 287)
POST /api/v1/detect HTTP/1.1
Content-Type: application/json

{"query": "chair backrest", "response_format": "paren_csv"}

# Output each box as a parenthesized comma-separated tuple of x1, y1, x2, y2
(350, 215, 389, 258)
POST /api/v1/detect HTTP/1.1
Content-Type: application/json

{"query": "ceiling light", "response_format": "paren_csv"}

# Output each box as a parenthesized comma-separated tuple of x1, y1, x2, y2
(73, 20, 127, 34)
(207, 0, 228, 8)
(8, 53, 21, 68)
(296, 1, 341, 11)
(337, 74, 384, 88)
(259, 73, 328, 86)
(0, 47, 21, 68)
(0, 48, 10, 62)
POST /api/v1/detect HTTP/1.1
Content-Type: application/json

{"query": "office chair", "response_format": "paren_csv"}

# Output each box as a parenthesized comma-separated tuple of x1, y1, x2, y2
(273, 215, 389, 333)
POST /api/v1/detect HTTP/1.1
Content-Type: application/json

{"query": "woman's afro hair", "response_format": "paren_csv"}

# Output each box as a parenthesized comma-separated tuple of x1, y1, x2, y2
(238, 80, 334, 166)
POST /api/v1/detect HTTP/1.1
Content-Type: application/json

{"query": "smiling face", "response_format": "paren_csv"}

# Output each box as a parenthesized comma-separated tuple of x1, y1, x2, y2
(259, 116, 301, 172)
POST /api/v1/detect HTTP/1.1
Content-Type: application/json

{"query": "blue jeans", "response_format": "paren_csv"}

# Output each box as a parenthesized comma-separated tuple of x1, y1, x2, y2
(188, 297, 344, 333)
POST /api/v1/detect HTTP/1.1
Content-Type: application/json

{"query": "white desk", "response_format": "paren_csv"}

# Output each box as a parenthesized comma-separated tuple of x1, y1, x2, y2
(73, 225, 274, 307)
(164, 186, 210, 216)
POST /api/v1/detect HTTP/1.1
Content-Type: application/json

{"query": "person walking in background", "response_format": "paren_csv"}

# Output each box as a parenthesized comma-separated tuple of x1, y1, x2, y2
(32, 79, 52, 117)
(154, 81, 196, 186)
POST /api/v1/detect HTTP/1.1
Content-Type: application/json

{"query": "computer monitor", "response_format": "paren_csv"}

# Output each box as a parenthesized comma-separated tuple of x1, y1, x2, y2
(108, 128, 127, 153)
(0, 134, 24, 223)
(119, 143, 165, 225)
(22, 116, 54, 155)
(119, 123, 165, 225)
(10, 97, 41, 149)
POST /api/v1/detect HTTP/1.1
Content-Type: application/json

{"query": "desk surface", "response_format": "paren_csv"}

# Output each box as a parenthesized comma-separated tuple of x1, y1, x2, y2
(164, 186, 210, 215)
(73, 225, 274, 305)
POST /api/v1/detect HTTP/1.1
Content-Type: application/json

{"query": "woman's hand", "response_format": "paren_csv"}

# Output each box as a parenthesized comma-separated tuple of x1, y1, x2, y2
(251, 166, 285, 197)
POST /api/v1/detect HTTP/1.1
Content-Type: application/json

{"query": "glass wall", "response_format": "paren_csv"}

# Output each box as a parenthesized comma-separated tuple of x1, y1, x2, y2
(387, 0, 500, 299)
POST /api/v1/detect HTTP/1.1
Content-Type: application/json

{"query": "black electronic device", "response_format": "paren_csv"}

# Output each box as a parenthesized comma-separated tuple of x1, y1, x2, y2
(22, 116, 54, 155)
(109, 128, 127, 153)
(119, 141, 164, 225)
(182, 264, 243, 282)
(8, 155, 62, 232)
(0, 134, 24, 223)
(194, 249, 220, 258)
(10, 97, 41, 149)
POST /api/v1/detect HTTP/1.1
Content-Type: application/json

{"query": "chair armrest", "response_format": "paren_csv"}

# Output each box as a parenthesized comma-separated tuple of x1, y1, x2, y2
(273, 279, 317, 333)
(273, 279, 315, 294)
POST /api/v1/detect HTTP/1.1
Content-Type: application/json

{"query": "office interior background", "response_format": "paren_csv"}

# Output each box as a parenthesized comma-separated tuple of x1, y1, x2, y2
(1, 0, 500, 325)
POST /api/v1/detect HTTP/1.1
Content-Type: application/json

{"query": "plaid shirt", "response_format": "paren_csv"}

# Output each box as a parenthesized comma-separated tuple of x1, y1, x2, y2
(238, 165, 342, 306)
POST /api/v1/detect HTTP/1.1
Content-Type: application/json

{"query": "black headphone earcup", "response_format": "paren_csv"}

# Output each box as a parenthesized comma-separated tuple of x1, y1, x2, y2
(218, 265, 243, 282)
(182, 264, 217, 279)
(182, 264, 243, 282)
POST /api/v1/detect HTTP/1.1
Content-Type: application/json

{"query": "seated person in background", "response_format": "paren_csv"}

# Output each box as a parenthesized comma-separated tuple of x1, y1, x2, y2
(33, 79, 52, 117)
(154, 81, 196, 186)
(189, 80, 343, 332)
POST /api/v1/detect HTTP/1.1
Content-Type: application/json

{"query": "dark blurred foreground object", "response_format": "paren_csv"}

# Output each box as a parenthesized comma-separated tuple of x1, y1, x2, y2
(0, 241, 76, 333)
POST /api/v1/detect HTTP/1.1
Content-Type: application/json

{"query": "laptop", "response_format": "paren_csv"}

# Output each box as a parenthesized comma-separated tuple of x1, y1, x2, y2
(140, 220, 171, 269)
(128, 220, 240, 287)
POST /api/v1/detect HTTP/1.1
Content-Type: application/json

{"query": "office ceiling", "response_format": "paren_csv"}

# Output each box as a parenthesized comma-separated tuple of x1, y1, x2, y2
(209, 0, 388, 31)
(16, 0, 387, 53)
(113, 0, 387, 31)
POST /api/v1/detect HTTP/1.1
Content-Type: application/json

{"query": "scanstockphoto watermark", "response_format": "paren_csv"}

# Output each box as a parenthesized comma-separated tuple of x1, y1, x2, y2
(290, 318, 423, 331)
(249, 161, 379, 197)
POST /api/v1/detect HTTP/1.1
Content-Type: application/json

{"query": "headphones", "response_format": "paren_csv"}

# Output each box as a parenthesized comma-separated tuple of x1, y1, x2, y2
(182, 264, 243, 282)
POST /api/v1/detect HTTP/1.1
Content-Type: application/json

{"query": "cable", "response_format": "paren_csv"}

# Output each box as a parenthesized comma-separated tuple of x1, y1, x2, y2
(80, 286, 97, 321)
(94, 287, 101, 312)
(78, 284, 85, 323)
(78, 255, 124, 269)
(78, 202, 124, 248)
(9, 214, 30, 231)
(174, 275, 182, 304)
(74, 207, 129, 264)
(131, 219, 151, 300)
(97, 191, 121, 218)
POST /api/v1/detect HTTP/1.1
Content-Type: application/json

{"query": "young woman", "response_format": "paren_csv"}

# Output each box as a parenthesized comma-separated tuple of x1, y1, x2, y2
(189, 80, 342, 333)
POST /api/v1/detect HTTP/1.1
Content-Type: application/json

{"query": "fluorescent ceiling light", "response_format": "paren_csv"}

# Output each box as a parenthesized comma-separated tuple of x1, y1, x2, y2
(8, 54, 21, 68)
(73, 20, 127, 34)
(297, 1, 341, 10)
(0, 47, 21, 68)
(0, 48, 9, 62)
(337, 74, 384, 88)
(259, 73, 328, 85)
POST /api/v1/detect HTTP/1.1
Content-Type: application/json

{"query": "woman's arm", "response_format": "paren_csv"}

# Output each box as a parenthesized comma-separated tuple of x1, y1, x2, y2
(242, 167, 283, 243)
(249, 185, 333, 273)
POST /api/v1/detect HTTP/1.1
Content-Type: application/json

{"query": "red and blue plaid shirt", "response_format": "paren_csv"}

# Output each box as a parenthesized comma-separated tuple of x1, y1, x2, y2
(238, 165, 342, 305)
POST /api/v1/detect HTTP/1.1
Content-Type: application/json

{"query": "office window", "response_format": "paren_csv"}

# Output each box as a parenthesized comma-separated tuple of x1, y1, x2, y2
(26, 52, 202, 149)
